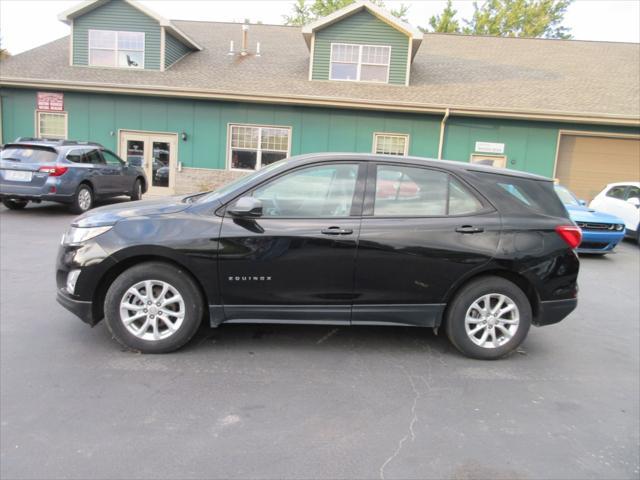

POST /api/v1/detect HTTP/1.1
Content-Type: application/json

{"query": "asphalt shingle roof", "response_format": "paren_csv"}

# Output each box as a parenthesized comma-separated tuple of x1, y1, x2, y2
(1, 20, 639, 123)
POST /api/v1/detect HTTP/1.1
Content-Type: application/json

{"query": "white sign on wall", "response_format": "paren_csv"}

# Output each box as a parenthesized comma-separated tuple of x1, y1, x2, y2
(475, 141, 505, 154)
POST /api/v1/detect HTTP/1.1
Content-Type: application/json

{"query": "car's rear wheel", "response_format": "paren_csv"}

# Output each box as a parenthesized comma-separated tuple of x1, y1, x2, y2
(2, 198, 28, 210)
(445, 276, 531, 360)
(104, 262, 204, 353)
(130, 179, 143, 201)
(70, 184, 94, 214)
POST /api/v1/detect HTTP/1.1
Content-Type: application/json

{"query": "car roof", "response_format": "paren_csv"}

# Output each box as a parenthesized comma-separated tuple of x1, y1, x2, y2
(7, 138, 104, 151)
(287, 153, 552, 181)
(606, 181, 640, 188)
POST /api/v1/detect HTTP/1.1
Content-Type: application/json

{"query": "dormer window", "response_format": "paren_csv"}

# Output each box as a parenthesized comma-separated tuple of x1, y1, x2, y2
(330, 43, 390, 83)
(88, 30, 145, 69)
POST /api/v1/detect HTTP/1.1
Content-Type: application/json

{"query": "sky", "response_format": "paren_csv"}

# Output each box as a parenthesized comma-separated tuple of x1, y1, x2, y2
(1, 0, 639, 55)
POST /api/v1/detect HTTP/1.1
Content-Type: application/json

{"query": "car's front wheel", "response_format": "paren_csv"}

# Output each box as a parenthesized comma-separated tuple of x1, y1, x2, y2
(104, 262, 204, 353)
(2, 198, 28, 210)
(445, 276, 531, 360)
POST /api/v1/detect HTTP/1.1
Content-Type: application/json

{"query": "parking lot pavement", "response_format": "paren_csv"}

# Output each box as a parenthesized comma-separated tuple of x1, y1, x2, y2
(1, 200, 638, 480)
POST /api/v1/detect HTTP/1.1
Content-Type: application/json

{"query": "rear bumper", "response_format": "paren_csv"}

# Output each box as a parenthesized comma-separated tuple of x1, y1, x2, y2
(0, 177, 75, 203)
(56, 289, 96, 326)
(534, 298, 577, 326)
(1, 192, 74, 203)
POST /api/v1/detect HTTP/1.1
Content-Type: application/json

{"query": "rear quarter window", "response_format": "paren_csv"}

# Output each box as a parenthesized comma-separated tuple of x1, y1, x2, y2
(475, 172, 568, 218)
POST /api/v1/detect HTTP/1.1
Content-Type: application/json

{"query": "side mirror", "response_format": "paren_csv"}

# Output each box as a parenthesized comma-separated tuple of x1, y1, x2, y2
(578, 199, 587, 206)
(228, 196, 263, 217)
(627, 197, 640, 208)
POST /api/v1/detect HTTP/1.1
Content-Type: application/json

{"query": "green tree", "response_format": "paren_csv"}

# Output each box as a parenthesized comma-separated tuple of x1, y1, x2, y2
(389, 3, 410, 23)
(423, 0, 572, 39)
(283, 0, 313, 26)
(422, 0, 461, 33)
(463, 0, 573, 38)
(283, 0, 410, 26)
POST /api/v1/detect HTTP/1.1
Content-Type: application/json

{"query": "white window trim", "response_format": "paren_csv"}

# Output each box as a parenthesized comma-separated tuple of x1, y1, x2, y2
(227, 123, 292, 172)
(35, 111, 68, 140)
(88, 29, 145, 69)
(373, 132, 410, 156)
(329, 43, 391, 84)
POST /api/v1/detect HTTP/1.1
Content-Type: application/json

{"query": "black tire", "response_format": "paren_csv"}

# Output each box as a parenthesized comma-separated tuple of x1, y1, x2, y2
(445, 276, 532, 360)
(130, 178, 143, 201)
(70, 184, 94, 214)
(2, 198, 28, 210)
(104, 262, 204, 353)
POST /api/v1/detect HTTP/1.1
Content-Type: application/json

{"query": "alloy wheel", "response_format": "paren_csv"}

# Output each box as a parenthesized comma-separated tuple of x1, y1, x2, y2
(78, 188, 92, 211)
(464, 293, 520, 349)
(119, 280, 185, 341)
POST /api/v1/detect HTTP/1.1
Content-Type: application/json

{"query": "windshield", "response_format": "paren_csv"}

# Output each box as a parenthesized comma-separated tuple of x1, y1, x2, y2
(1, 146, 58, 164)
(195, 159, 289, 203)
(554, 185, 580, 206)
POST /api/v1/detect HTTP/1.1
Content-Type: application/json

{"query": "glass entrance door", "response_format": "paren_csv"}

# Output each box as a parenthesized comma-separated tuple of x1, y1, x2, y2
(120, 132, 178, 195)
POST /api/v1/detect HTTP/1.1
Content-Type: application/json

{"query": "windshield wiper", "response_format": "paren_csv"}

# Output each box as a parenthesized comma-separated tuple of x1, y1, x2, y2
(183, 192, 210, 203)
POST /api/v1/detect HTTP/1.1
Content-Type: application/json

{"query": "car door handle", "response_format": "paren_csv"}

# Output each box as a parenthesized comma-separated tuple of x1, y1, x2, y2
(321, 227, 353, 235)
(455, 225, 484, 234)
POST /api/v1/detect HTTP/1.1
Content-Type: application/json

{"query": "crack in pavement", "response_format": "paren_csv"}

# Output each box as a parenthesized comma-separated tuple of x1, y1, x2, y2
(379, 364, 421, 480)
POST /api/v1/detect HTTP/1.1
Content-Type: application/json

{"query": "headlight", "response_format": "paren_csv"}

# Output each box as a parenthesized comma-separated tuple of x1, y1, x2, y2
(62, 226, 112, 245)
(616, 224, 624, 231)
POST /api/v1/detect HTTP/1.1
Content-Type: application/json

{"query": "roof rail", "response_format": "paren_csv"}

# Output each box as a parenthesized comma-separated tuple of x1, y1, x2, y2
(13, 137, 104, 147)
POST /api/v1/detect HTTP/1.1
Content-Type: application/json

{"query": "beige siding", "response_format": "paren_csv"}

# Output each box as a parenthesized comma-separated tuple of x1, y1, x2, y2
(556, 135, 640, 201)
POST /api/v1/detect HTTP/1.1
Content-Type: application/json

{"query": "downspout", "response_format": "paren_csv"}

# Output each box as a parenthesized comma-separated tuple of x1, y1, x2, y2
(438, 108, 450, 160)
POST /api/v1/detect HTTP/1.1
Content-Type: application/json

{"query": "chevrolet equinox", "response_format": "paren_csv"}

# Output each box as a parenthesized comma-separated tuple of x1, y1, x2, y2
(56, 154, 580, 359)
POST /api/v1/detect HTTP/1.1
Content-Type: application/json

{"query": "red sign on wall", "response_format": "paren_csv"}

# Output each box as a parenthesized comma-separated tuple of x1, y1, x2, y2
(37, 92, 64, 111)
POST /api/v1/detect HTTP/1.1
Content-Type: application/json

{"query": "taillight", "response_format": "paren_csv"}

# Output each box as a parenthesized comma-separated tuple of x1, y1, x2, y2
(555, 225, 582, 249)
(39, 166, 68, 177)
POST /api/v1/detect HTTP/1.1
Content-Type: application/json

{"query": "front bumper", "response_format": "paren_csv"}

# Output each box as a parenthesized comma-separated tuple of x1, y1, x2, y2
(56, 289, 96, 325)
(577, 229, 625, 254)
(534, 298, 577, 326)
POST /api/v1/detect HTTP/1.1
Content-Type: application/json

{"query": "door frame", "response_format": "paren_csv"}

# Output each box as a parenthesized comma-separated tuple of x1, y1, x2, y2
(118, 129, 179, 195)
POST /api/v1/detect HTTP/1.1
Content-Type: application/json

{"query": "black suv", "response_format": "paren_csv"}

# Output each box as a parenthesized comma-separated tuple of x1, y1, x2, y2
(1, 138, 147, 213)
(56, 154, 580, 359)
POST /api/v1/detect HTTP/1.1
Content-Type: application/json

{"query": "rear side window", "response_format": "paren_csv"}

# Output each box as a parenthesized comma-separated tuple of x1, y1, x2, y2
(477, 173, 567, 217)
(1, 146, 58, 164)
(373, 165, 483, 216)
(626, 186, 640, 200)
(606, 186, 627, 199)
(66, 149, 88, 163)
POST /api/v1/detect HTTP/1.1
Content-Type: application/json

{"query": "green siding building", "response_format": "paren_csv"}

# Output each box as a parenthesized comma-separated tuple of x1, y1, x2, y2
(1, 0, 638, 199)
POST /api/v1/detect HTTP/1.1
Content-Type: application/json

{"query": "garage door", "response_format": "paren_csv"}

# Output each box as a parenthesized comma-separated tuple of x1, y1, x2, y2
(556, 134, 640, 201)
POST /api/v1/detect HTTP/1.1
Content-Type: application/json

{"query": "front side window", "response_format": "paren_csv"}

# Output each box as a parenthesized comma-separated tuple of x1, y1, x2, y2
(373, 165, 482, 217)
(606, 185, 627, 200)
(252, 164, 358, 217)
(89, 30, 144, 68)
(374, 133, 409, 156)
(229, 125, 290, 171)
(36, 112, 67, 139)
(102, 150, 124, 166)
(330, 43, 390, 83)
